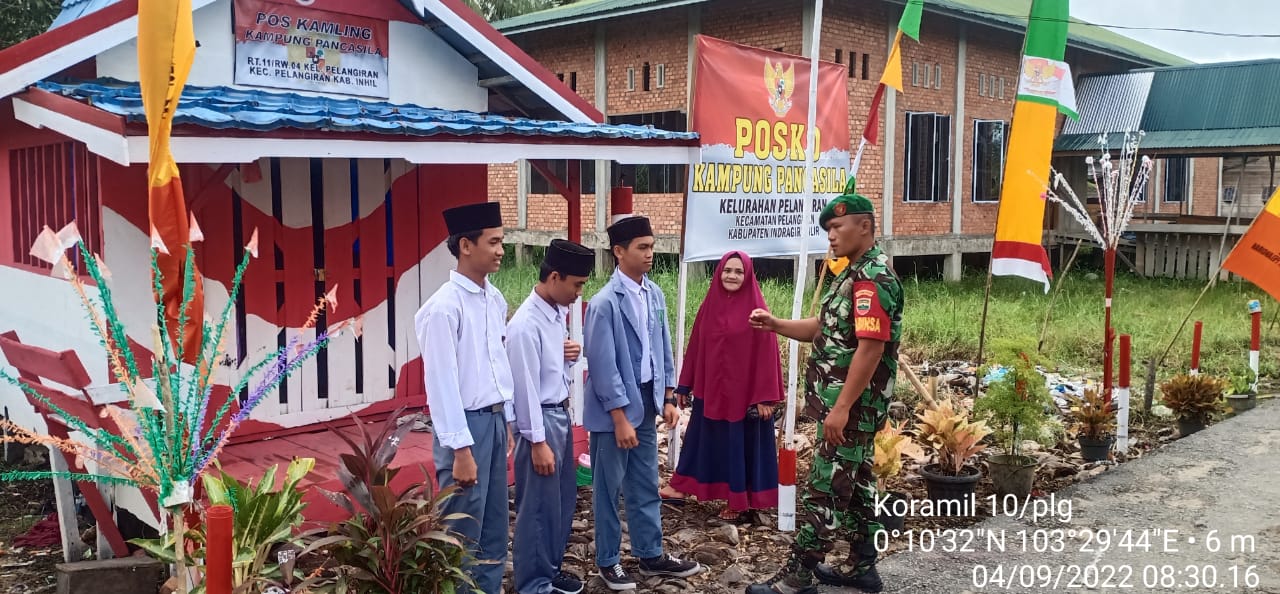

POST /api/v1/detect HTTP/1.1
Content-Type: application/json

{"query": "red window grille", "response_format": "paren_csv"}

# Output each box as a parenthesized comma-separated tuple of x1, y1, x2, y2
(9, 142, 102, 272)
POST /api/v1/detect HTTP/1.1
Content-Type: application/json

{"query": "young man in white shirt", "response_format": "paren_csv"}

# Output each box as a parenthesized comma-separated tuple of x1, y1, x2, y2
(582, 216, 703, 590)
(508, 239, 595, 594)
(415, 201, 514, 594)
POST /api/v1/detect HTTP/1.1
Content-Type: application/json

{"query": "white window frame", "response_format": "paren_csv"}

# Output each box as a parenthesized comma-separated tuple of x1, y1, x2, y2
(971, 119, 1007, 203)
(656, 63, 666, 89)
(626, 67, 636, 92)
(904, 111, 953, 203)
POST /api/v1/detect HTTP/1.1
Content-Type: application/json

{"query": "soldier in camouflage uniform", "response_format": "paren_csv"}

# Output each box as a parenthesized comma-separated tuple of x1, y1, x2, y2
(746, 182, 903, 594)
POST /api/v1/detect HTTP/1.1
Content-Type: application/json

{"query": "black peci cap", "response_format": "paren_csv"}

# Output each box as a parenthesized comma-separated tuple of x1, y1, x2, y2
(545, 239, 595, 278)
(606, 215, 654, 247)
(443, 202, 503, 236)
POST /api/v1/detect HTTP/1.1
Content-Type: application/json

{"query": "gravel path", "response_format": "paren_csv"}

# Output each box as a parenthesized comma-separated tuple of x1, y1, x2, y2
(830, 399, 1280, 594)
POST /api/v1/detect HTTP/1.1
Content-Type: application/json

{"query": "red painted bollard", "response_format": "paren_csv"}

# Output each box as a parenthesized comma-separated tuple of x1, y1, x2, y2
(1116, 335, 1131, 453)
(205, 505, 234, 594)
(777, 447, 797, 531)
(1249, 300, 1262, 392)
(1190, 321, 1203, 375)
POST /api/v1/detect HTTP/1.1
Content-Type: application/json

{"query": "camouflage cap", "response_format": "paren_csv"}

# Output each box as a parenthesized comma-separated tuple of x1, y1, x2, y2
(819, 176, 875, 229)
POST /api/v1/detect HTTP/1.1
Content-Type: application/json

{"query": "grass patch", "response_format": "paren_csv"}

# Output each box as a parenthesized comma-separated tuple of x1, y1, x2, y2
(488, 253, 1279, 382)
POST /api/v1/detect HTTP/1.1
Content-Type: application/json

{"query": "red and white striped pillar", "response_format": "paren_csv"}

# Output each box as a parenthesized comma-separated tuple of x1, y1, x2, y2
(1190, 321, 1203, 376)
(1249, 300, 1263, 393)
(1116, 335, 1131, 453)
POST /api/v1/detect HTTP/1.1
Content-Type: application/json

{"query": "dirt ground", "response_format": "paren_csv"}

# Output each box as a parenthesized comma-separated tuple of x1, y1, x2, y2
(0, 455, 65, 594)
(0, 399, 1215, 594)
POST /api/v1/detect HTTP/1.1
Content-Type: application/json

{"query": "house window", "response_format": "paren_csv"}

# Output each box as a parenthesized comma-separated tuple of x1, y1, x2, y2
(934, 64, 942, 89)
(972, 120, 1006, 202)
(904, 112, 952, 202)
(861, 53, 869, 80)
(835, 49, 843, 64)
(569, 72, 577, 92)
(610, 111, 687, 194)
(655, 64, 666, 89)
(528, 160, 596, 195)
(627, 67, 635, 91)
(642, 62, 651, 91)
(9, 142, 102, 272)
(979, 73, 987, 97)
(1164, 157, 1189, 202)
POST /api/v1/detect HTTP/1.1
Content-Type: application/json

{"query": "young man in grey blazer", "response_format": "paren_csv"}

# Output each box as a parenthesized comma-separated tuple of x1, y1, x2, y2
(582, 215, 703, 591)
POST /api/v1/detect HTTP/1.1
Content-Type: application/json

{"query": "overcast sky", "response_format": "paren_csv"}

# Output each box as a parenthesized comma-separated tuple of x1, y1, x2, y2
(1070, 0, 1280, 64)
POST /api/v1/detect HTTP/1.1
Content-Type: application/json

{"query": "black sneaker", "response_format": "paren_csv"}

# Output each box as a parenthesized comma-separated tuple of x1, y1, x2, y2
(598, 564, 636, 591)
(638, 553, 703, 578)
(551, 571, 584, 594)
(814, 563, 884, 593)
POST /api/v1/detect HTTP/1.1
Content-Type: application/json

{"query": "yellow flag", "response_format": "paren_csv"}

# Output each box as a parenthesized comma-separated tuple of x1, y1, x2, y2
(880, 31, 905, 93)
(138, 0, 203, 361)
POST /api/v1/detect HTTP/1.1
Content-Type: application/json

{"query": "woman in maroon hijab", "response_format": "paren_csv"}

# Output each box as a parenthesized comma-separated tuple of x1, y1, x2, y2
(660, 251, 782, 520)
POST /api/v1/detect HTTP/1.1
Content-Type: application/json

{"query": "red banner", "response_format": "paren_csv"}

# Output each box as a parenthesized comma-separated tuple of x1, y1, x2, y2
(683, 35, 851, 262)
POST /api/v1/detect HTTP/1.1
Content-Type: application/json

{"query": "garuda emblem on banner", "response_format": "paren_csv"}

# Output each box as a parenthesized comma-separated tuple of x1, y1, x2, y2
(765, 57, 795, 117)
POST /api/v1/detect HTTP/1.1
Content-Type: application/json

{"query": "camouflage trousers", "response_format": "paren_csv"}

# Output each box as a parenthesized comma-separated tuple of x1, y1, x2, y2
(792, 419, 884, 575)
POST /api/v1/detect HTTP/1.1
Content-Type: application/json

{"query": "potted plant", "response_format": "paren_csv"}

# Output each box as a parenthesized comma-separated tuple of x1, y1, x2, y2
(975, 351, 1054, 499)
(1160, 373, 1228, 436)
(317, 408, 474, 594)
(914, 396, 992, 514)
(871, 419, 926, 531)
(1066, 389, 1117, 462)
(1224, 368, 1258, 413)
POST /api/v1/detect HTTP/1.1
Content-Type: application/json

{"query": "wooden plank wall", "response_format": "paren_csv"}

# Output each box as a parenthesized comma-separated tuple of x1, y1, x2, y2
(1134, 230, 1244, 282)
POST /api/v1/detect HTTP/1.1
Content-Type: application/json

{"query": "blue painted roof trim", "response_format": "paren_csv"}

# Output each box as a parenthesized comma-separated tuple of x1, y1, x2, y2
(35, 80, 697, 141)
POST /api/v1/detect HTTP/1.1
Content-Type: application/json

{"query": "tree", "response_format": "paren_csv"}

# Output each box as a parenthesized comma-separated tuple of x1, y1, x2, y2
(461, 0, 581, 22)
(0, 0, 61, 50)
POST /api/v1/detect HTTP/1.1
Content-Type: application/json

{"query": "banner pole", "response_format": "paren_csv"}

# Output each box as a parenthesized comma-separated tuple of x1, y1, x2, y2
(779, 0, 825, 534)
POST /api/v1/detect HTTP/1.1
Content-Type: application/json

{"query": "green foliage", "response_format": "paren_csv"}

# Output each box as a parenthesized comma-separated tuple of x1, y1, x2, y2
(130, 458, 316, 594)
(975, 345, 1055, 457)
(1160, 373, 1228, 424)
(1065, 389, 1117, 440)
(0, 0, 60, 50)
(488, 259, 1279, 381)
(318, 409, 472, 594)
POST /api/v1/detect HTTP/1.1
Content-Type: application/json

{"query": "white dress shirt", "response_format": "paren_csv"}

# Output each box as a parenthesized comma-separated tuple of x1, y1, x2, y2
(415, 270, 515, 450)
(615, 268, 654, 383)
(506, 290, 572, 443)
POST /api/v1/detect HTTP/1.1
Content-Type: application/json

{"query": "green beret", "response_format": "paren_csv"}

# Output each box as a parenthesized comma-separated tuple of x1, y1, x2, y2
(819, 177, 875, 229)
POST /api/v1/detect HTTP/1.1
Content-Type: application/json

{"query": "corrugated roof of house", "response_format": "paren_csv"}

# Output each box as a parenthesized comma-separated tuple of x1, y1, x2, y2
(35, 79, 698, 140)
(495, 0, 1190, 67)
(1056, 59, 1280, 153)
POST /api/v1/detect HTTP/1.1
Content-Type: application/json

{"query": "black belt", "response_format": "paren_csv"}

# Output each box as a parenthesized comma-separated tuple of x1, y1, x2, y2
(541, 399, 569, 410)
(467, 403, 505, 414)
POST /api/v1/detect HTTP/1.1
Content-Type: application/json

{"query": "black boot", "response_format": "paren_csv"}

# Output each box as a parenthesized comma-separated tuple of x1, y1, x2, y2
(814, 540, 883, 592)
(813, 564, 883, 592)
(745, 555, 819, 594)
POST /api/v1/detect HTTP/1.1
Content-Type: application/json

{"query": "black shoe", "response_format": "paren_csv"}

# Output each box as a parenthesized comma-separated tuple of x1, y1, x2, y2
(552, 571, 584, 594)
(744, 572, 819, 594)
(638, 553, 703, 578)
(814, 563, 884, 592)
(598, 564, 636, 591)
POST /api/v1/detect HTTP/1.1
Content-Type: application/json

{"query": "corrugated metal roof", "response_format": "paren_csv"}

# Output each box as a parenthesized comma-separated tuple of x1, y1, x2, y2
(923, 0, 1189, 67)
(1057, 128, 1280, 153)
(1060, 71, 1152, 135)
(1055, 60, 1280, 153)
(1139, 60, 1280, 132)
(495, 0, 706, 33)
(49, 0, 113, 29)
(35, 79, 697, 140)
(496, 0, 1189, 67)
